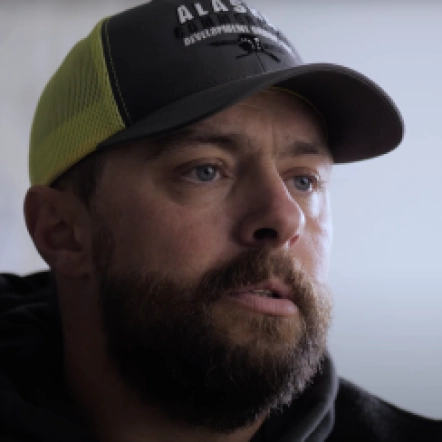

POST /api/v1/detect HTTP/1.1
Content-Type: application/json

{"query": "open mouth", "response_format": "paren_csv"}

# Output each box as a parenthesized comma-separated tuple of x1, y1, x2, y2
(245, 289, 282, 299)
(227, 286, 297, 317)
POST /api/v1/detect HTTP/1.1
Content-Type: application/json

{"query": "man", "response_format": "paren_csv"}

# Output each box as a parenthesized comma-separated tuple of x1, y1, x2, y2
(0, 1, 440, 441)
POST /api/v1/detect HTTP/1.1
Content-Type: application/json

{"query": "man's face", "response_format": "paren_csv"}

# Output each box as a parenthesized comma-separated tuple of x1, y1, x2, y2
(89, 89, 333, 432)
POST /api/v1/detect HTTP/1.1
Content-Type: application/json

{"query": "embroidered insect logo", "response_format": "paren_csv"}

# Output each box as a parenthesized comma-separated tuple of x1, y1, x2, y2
(210, 33, 282, 62)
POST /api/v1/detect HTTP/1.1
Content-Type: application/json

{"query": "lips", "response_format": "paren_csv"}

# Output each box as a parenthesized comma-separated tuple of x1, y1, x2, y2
(230, 280, 292, 301)
(227, 280, 297, 317)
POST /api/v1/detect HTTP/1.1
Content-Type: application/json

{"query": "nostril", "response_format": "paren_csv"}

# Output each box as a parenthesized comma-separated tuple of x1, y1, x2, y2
(254, 228, 278, 241)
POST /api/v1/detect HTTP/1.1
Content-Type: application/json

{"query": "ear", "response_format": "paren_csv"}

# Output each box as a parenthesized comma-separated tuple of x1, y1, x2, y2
(24, 185, 91, 278)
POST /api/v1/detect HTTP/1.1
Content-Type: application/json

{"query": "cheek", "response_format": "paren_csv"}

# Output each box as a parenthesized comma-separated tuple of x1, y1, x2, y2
(104, 193, 229, 279)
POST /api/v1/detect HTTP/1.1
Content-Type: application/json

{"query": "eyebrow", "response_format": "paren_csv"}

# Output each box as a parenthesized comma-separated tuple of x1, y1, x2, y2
(143, 128, 330, 160)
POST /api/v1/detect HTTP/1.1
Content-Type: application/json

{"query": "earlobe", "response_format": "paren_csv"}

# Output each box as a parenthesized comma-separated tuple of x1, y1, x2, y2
(24, 186, 90, 278)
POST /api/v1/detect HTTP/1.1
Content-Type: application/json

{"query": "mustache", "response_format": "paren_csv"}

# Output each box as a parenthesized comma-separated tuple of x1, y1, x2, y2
(101, 247, 325, 321)
(187, 248, 318, 307)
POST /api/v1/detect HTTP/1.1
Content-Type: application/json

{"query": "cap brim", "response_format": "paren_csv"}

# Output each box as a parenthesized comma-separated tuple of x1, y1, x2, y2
(98, 63, 404, 163)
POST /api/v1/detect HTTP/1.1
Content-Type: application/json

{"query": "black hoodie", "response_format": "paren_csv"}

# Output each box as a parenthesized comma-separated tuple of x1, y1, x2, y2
(0, 272, 440, 441)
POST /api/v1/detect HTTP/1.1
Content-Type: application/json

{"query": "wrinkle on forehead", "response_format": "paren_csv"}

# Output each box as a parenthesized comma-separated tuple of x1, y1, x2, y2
(206, 88, 330, 155)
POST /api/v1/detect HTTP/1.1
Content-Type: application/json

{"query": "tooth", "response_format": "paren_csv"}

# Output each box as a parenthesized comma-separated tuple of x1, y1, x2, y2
(250, 290, 273, 297)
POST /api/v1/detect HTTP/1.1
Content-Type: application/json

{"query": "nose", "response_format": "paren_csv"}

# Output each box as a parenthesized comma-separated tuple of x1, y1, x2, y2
(235, 170, 305, 250)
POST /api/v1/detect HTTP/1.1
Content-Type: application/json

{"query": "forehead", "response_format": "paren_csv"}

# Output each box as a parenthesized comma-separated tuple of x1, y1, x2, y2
(229, 88, 321, 117)
(190, 88, 328, 150)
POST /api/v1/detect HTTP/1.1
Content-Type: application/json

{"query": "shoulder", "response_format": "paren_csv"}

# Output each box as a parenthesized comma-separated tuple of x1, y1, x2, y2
(0, 270, 59, 368)
(0, 270, 55, 328)
(0, 271, 52, 311)
(0, 271, 52, 296)
(327, 378, 442, 442)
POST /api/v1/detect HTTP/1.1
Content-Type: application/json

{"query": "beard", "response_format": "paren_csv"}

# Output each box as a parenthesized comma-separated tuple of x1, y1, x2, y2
(93, 225, 332, 434)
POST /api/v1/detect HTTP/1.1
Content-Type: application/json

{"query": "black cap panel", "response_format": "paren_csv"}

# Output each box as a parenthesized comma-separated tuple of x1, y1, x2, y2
(104, 0, 303, 125)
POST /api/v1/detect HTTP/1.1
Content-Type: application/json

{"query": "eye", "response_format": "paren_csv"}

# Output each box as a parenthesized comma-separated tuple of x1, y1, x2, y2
(186, 164, 221, 182)
(293, 175, 316, 192)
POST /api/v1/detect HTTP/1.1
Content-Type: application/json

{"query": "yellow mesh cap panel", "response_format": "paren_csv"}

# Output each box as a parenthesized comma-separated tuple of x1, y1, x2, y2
(29, 19, 125, 185)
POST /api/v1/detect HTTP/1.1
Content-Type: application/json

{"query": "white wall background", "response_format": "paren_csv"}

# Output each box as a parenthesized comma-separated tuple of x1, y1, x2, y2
(1, 0, 441, 419)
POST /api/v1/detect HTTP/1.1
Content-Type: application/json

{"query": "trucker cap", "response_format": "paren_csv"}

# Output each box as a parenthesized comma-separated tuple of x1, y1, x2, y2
(29, 0, 404, 186)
